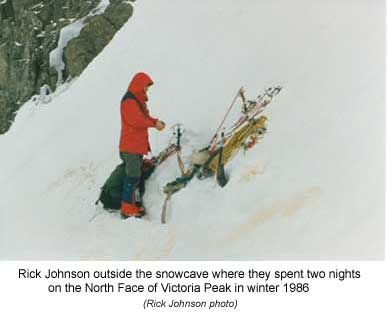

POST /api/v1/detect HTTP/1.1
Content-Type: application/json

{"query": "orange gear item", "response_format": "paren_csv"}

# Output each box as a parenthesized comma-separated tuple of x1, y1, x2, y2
(246, 135, 257, 149)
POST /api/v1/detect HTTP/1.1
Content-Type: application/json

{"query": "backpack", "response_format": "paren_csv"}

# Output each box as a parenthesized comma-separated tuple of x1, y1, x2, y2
(96, 163, 126, 210)
(95, 159, 157, 210)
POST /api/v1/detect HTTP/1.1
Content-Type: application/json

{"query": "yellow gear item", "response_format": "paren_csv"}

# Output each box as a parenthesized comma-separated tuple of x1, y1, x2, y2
(208, 116, 267, 173)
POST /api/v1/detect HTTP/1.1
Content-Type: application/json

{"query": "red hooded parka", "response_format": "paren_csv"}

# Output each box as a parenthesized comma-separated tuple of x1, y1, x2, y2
(119, 72, 158, 154)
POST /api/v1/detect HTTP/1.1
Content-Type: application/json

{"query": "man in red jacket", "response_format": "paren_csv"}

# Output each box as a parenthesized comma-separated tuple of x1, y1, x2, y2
(119, 72, 165, 218)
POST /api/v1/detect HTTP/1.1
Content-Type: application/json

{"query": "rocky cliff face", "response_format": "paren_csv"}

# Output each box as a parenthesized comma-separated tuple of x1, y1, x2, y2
(0, 0, 133, 134)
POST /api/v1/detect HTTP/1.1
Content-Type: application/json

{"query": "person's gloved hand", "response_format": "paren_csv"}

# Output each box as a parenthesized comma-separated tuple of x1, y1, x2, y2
(155, 120, 166, 131)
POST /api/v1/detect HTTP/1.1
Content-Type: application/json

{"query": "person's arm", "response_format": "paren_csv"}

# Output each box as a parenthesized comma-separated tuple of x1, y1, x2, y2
(122, 100, 157, 128)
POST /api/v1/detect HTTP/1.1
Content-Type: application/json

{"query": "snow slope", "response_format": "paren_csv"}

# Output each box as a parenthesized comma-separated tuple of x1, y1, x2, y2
(0, 0, 384, 260)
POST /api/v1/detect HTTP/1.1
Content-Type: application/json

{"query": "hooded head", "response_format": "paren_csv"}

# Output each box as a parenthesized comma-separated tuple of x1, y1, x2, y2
(127, 72, 153, 104)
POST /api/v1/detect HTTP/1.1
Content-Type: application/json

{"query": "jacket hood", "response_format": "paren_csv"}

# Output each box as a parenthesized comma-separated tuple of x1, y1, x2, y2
(127, 72, 153, 104)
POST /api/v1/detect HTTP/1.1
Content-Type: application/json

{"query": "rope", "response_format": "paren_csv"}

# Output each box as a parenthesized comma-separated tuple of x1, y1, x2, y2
(209, 87, 243, 151)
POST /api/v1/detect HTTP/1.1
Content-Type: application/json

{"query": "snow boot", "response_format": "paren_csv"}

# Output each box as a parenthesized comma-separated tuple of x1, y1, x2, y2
(121, 202, 142, 217)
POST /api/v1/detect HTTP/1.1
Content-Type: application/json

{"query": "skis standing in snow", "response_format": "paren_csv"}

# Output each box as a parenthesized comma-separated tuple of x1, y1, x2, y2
(161, 86, 282, 223)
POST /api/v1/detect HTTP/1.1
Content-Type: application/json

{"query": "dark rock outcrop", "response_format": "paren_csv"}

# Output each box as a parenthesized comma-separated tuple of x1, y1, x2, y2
(0, 0, 133, 134)
(64, 0, 133, 78)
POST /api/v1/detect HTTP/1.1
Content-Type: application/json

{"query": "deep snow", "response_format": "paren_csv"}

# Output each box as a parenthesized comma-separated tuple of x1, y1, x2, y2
(0, 0, 384, 260)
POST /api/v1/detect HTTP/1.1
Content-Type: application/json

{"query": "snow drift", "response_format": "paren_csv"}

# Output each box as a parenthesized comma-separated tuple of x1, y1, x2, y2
(0, 0, 384, 260)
